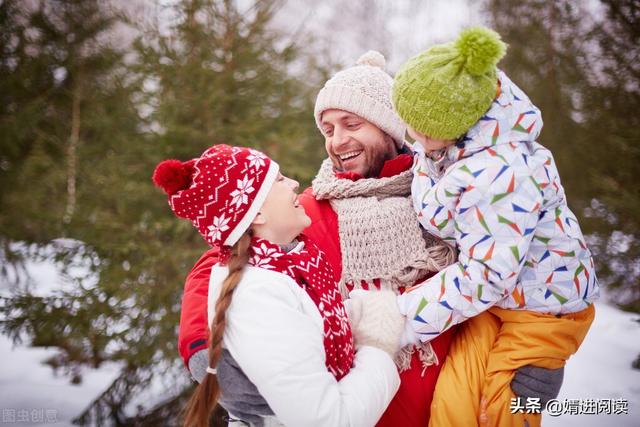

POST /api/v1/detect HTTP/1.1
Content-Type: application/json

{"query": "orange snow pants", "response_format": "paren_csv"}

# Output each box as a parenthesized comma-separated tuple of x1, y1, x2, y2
(428, 304, 595, 427)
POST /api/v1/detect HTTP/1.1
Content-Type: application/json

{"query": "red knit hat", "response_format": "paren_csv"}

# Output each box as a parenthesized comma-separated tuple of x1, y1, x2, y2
(152, 145, 279, 247)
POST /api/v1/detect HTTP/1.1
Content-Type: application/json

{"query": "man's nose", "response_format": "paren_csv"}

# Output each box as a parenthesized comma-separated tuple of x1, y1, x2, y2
(333, 127, 350, 147)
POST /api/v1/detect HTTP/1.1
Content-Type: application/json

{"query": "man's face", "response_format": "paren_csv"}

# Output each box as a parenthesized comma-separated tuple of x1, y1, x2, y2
(320, 109, 398, 178)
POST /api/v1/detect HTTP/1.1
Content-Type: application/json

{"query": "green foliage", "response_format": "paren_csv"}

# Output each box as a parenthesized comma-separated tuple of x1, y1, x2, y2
(0, 0, 330, 424)
(135, 0, 326, 185)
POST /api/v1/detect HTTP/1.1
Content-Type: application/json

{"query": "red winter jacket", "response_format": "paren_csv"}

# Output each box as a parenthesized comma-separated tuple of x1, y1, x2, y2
(177, 155, 457, 427)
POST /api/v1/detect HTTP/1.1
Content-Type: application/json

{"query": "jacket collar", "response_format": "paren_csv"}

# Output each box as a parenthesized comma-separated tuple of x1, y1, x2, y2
(446, 71, 543, 162)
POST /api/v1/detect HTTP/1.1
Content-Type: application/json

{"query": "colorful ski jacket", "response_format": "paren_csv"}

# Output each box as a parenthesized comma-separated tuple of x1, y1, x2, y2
(398, 71, 599, 342)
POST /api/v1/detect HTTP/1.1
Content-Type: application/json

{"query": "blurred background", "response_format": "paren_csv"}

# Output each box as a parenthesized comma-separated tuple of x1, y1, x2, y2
(0, 0, 638, 425)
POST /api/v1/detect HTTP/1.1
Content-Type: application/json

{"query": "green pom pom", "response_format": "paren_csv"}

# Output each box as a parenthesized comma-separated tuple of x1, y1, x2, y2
(455, 27, 507, 76)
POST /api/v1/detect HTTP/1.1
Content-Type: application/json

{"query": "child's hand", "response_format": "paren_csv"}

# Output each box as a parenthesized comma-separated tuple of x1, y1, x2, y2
(511, 365, 564, 407)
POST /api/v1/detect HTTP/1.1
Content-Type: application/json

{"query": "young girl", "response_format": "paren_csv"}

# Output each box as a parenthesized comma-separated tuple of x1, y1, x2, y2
(351, 27, 599, 427)
(152, 144, 403, 427)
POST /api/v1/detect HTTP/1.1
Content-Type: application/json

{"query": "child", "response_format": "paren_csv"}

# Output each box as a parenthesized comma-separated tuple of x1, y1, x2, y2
(352, 27, 599, 427)
(152, 145, 405, 427)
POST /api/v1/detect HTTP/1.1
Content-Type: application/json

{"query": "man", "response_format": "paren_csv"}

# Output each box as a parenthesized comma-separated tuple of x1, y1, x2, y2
(178, 51, 562, 426)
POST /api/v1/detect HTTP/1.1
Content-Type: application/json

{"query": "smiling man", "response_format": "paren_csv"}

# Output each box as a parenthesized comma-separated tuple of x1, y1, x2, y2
(294, 51, 459, 426)
(320, 109, 398, 179)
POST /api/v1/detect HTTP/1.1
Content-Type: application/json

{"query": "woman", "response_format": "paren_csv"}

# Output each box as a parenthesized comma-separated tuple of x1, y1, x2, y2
(153, 144, 404, 427)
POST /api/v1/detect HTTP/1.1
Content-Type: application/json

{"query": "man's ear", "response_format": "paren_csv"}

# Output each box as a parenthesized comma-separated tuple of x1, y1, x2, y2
(252, 212, 267, 226)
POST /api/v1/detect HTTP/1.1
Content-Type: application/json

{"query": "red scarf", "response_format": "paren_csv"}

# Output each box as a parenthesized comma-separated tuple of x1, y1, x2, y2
(334, 153, 413, 181)
(222, 235, 355, 380)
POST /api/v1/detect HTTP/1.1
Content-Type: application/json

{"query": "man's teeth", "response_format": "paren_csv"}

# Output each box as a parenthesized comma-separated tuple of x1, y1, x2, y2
(339, 150, 363, 161)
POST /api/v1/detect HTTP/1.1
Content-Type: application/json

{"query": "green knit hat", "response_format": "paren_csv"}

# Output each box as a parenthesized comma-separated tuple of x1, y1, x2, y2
(392, 27, 507, 140)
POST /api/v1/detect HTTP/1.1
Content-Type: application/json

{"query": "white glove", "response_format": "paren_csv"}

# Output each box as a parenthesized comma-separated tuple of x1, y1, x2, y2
(346, 289, 405, 357)
(399, 316, 421, 348)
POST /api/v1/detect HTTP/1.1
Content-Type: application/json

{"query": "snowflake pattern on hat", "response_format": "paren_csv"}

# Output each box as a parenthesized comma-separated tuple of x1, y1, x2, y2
(247, 150, 267, 170)
(207, 214, 231, 243)
(160, 144, 279, 247)
(230, 176, 256, 208)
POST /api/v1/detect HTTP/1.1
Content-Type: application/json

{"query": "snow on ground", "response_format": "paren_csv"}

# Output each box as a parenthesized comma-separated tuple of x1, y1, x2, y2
(0, 333, 121, 426)
(544, 302, 640, 426)
(0, 243, 118, 426)
(1, 245, 638, 425)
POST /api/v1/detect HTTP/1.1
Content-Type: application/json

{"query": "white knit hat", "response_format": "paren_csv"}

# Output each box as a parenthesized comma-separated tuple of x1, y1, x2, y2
(314, 51, 406, 148)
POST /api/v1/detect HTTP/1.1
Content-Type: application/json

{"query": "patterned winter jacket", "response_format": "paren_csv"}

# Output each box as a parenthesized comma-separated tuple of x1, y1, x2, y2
(397, 71, 599, 342)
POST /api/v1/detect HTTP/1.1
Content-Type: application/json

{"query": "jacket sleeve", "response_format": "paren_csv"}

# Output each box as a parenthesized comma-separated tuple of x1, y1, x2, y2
(399, 160, 543, 342)
(298, 187, 343, 281)
(411, 144, 459, 246)
(225, 276, 400, 427)
(178, 247, 219, 366)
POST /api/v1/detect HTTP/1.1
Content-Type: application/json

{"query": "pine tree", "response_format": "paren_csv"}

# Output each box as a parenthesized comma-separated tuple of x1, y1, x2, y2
(0, 0, 170, 423)
(2, 0, 330, 425)
(135, 0, 326, 184)
(578, 0, 640, 312)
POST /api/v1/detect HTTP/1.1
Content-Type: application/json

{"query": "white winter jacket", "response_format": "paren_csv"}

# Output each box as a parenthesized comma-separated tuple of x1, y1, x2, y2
(208, 264, 400, 427)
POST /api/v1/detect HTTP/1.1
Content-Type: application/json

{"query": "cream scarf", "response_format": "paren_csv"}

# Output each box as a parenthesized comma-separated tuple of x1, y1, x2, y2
(312, 158, 457, 371)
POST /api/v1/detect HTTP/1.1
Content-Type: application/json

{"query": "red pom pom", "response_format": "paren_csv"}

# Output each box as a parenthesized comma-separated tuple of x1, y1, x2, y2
(152, 159, 192, 195)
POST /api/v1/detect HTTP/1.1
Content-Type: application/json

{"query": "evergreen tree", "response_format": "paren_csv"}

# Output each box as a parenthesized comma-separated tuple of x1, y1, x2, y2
(0, 0, 175, 424)
(578, 0, 640, 312)
(1, 0, 329, 425)
(135, 0, 326, 184)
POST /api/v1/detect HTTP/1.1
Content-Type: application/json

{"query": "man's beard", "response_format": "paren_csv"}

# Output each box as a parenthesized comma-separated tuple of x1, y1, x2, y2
(362, 144, 397, 178)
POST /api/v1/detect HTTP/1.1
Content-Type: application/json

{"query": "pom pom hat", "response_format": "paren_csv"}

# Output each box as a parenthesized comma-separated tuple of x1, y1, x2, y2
(392, 27, 507, 140)
(152, 145, 279, 247)
(314, 50, 406, 148)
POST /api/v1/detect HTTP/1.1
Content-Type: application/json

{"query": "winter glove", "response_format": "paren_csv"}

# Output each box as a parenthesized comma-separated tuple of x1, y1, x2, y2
(346, 289, 405, 357)
(511, 365, 565, 407)
(187, 348, 208, 383)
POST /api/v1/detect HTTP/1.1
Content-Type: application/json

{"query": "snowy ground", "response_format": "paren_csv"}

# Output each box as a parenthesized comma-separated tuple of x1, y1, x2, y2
(1, 248, 639, 425)
(0, 334, 121, 426)
(543, 302, 640, 426)
(1, 301, 637, 426)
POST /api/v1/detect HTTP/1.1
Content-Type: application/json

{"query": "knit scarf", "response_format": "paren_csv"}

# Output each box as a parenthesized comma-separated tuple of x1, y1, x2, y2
(245, 235, 355, 380)
(312, 158, 457, 372)
(312, 158, 455, 294)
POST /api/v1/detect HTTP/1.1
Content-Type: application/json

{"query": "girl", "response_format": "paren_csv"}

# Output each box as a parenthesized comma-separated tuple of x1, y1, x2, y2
(152, 144, 403, 427)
